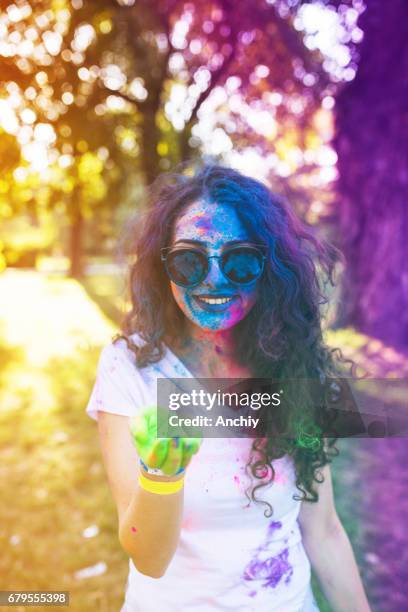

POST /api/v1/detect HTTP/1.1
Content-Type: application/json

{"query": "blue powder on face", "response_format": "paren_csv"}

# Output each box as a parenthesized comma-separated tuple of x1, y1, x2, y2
(170, 201, 260, 332)
(195, 217, 213, 232)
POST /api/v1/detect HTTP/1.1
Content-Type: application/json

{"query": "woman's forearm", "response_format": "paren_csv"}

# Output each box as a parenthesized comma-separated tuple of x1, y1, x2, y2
(303, 521, 371, 612)
(118, 470, 184, 578)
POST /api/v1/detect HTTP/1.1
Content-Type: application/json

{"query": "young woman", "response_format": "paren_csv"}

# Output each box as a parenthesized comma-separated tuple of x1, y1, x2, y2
(86, 163, 371, 611)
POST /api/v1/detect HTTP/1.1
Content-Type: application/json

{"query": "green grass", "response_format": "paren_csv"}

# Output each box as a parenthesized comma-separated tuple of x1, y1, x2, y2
(0, 270, 126, 611)
(0, 342, 129, 611)
(311, 438, 371, 612)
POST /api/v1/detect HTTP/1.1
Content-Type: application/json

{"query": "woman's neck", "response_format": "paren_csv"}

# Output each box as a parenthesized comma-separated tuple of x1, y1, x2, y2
(178, 324, 237, 358)
(165, 323, 253, 378)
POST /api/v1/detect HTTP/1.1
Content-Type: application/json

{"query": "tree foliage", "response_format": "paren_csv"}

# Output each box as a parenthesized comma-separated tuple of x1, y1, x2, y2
(0, 0, 359, 278)
(334, 0, 408, 348)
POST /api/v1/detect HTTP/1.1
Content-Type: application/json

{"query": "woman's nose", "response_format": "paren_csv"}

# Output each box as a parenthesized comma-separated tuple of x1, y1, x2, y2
(202, 255, 227, 287)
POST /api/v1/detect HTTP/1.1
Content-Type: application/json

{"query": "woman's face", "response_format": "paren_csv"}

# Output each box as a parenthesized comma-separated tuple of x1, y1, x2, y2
(168, 200, 261, 332)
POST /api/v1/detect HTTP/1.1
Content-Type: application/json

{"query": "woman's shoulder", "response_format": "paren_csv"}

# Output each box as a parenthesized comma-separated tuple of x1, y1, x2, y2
(99, 332, 144, 368)
(87, 334, 152, 421)
(99, 332, 171, 376)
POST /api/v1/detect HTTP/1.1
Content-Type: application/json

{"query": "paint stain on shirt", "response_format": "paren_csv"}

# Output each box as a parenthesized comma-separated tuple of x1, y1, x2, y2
(242, 520, 294, 588)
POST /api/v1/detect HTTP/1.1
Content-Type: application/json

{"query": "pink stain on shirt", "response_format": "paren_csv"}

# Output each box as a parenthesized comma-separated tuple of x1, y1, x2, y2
(273, 470, 288, 485)
(181, 512, 195, 531)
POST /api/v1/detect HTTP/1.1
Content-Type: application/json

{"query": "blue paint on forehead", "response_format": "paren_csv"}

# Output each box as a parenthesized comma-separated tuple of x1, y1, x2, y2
(172, 200, 251, 247)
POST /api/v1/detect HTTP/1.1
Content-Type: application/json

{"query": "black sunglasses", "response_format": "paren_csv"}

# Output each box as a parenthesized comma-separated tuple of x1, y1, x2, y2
(160, 244, 267, 288)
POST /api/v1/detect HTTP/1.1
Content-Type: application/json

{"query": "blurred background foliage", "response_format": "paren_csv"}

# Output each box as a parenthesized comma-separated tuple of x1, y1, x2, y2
(0, 0, 406, 347)
(1, 0, 408, 610)
(0, 0, 353, 274)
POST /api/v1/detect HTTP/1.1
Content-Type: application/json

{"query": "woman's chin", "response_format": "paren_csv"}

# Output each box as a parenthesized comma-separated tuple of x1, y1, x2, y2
(188, 315, 244, 332)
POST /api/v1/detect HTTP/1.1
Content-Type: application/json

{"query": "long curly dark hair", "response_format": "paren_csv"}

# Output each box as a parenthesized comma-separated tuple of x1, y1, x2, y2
(113, 161, 352, 516)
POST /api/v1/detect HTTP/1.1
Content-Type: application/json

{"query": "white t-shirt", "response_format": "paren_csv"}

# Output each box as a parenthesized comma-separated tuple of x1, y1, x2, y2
(86, 333, 320, 612)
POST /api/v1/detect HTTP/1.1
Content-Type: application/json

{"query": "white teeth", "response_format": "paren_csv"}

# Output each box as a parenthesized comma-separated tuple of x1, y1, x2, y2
(197, 296, 234, 305)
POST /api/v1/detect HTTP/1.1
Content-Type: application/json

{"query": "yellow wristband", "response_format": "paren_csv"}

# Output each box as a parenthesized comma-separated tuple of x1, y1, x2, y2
(138, 471, 184, 495)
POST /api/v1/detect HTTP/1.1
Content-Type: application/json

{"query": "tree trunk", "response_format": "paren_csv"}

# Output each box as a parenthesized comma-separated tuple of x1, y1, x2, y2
(69, 188, 84, 279)
(334, 0, 408, 349)
(179, 121, 195, 163)
(140, 107, 161, 185)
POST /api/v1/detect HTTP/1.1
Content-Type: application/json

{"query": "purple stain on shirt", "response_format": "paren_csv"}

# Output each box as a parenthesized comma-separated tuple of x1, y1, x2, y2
(215, 345, 222, 354)
(242, 519, 293, 588)
(243, 548, 293, 589)
(268, 521, 282, 535)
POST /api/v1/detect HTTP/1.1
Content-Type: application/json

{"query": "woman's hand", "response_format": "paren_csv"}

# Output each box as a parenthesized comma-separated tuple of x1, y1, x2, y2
(130, 406, 202, 476)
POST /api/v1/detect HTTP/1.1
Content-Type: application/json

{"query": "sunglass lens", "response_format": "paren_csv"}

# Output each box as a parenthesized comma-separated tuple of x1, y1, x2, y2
(222, 248, 263, 283)
(166, 250, 207, 286)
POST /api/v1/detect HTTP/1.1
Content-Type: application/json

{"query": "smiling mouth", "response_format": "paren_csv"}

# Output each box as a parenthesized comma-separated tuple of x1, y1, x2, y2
(194, 295, 237, 305)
